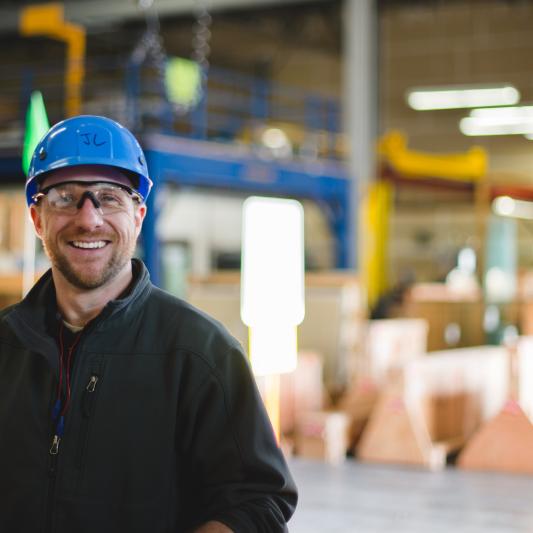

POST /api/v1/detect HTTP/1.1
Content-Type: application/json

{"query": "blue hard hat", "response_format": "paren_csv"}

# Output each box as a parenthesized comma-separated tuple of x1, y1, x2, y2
(26, 115, 153, 205)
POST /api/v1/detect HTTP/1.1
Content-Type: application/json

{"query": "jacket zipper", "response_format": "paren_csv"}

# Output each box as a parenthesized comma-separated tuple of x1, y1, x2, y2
(76, 374, 100, 472)
(44, 336, 88, 533)
(45, 410, 61, 533)
(46, 372, 97, 531)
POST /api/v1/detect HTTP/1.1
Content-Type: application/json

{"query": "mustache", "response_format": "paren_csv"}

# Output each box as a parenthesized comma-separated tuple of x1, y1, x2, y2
(65, 231, 113, 240)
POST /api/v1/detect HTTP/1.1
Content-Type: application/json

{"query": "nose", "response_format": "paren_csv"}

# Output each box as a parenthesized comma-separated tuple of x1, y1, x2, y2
(75, 195, 104, 229)
(76, 191, 102, 212)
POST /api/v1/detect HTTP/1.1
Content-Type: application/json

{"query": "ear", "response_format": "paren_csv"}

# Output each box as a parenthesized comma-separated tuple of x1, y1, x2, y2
(29, 205, 44, 239)
(134, 204, 147, 237)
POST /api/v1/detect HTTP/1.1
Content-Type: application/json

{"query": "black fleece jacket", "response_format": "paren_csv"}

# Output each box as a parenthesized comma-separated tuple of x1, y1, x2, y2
(0, 260, 297, 532)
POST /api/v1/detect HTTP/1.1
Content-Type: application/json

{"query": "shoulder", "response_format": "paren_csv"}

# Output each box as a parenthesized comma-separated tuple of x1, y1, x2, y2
(0, 301, 21, 326)
(0, 303, 26, 348)
(143, 285, 244, 364)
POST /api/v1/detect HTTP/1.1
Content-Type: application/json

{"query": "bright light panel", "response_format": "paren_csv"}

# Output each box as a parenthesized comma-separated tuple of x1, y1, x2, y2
(241, 196, 305, 375)
(248, 325, 298, 376)
(407, 84, 519, 111)
(241, 196, 304, 326)
(460, 105, 533, 136)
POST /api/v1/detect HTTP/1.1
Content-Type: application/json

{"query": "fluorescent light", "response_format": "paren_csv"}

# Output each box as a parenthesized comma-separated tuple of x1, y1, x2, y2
(471, 106, 533, 118)
(492, 195, 533, 219)
(460, 105, 533, 136)
(407, 84, 519, 111)
(492, 196, 516, 217)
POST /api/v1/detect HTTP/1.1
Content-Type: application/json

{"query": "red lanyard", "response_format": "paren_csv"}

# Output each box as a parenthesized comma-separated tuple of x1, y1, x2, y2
(52, 322, 83, 438)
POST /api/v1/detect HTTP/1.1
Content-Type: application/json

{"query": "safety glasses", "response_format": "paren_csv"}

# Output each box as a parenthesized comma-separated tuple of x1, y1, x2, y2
(32, 181, 142, 215)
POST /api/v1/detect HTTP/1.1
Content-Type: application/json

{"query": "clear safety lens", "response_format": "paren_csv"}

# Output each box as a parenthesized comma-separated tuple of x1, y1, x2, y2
(33, 182, 141, 215)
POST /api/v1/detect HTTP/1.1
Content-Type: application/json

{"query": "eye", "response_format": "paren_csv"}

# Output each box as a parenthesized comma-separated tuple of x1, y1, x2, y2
(98, 189, 125, 206)
(52, 189, 76, 207)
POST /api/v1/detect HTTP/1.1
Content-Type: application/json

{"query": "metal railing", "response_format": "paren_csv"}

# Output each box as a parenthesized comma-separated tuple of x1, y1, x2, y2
(0, 54, 345, 160)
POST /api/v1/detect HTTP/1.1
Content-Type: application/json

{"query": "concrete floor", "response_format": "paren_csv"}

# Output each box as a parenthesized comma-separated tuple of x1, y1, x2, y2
(287, 458, 533, 533)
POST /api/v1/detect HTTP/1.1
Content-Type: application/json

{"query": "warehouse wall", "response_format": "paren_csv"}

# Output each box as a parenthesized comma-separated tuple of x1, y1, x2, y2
(379, 0, 533, 284)
(381, 0, 533, 179)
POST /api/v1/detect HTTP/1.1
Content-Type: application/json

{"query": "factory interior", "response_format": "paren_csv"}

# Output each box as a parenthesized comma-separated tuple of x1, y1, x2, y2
(3, 0, 533, 531)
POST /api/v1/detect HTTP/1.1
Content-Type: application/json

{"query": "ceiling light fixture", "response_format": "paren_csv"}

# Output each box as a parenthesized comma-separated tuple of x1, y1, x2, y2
(406, 84, 520, 111)
(460, 105, 533, 136)
(492, 195, 533, 219)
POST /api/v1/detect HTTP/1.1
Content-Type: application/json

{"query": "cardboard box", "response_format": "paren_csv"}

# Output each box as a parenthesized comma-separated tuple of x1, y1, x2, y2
(295, 410, 349, 465)
(402, 285, 490, 350)
(405, 345, 509, 437)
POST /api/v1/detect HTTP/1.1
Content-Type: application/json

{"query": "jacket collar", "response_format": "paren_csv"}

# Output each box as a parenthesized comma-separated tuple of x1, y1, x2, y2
(4, 259, 152, 368)
(90, 258, 152, 332)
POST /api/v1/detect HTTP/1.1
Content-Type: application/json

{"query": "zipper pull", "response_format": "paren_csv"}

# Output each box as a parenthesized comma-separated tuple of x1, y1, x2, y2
(50, 414, 65, 455)
(50, 435, 60, 455)
(83, 375, 100, 418)
(86, 375, 99, 392)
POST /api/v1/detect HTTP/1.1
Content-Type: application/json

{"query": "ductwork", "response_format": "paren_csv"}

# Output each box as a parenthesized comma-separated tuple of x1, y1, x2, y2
(0, 0, 325, 34)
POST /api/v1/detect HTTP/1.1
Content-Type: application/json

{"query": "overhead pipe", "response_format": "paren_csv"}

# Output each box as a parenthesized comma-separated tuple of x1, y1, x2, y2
(20, 3, 86, 117)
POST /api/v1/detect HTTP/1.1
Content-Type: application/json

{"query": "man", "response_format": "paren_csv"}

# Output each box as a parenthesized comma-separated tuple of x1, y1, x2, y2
(0, 115, 297, 532)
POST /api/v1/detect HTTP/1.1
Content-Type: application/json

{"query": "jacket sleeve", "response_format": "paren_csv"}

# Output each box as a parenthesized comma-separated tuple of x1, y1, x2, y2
(177, 343, 298, 532)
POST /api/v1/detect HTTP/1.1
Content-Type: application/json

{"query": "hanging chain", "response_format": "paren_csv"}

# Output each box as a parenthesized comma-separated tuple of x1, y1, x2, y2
(131, 0, 167, 92)
(190, 1, 212, 107)
(131, 0, 212, 117)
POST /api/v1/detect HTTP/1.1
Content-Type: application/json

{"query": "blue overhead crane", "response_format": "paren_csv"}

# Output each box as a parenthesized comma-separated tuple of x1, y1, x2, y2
(141, 133, 354, 286)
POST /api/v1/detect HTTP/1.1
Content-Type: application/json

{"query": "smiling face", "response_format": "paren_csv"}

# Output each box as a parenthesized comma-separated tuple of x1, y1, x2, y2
(30, 165, 146, 291)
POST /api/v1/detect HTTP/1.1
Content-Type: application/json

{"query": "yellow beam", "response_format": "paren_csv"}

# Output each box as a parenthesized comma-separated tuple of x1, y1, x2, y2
(379, 130, 487, 183)
(362, 180, 393, 308)
(20, 3, 85, 117)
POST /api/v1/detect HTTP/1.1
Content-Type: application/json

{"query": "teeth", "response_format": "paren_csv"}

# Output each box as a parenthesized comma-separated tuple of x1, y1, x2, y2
(72, 241, 107, 249)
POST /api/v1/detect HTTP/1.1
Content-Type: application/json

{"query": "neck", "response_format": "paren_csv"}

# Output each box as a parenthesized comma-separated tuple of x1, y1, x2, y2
(52, 262, 133, 328)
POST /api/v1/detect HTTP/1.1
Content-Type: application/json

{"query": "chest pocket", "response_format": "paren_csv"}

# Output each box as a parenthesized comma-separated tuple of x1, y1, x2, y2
(74, 353, 178, 503)
(75, 358, 105, 485)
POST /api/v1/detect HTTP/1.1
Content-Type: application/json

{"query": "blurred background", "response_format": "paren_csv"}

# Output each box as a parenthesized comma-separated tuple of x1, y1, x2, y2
(3, 0, 533, 531)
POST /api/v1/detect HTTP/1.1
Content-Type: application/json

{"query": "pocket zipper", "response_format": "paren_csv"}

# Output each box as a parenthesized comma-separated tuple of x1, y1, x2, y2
(86, 375, 98, 393)
(82, 375, 99, 417)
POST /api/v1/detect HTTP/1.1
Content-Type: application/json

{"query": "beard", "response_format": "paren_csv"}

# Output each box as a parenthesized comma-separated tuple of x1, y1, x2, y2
(43, 232, 136, 290)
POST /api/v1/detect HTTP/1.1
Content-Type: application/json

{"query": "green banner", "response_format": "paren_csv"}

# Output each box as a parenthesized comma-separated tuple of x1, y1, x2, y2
(22, 91, 50, 177)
